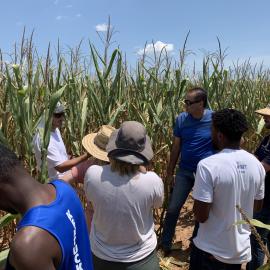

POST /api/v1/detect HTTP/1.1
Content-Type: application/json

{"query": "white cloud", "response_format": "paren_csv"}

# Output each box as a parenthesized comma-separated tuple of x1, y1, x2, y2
(95, 23, 110, 32)
(137, 41, 174, 55)
(56, 15, 64, 20)
(76, 13, 82, 18)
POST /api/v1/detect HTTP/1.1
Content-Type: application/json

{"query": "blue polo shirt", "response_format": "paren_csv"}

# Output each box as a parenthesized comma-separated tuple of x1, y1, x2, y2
(174, 109, 214, 172)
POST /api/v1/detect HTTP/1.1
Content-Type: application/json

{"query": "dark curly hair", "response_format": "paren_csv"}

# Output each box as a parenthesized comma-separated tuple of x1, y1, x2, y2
(212, 109, 248, 142)
(0, 144, 21, 182)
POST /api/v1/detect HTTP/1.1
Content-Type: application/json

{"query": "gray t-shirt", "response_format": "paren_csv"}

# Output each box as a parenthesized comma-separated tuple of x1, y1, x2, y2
(84, 164, 164, 262)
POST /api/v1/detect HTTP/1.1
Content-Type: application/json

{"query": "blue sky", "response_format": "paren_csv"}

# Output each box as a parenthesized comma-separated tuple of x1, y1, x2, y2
(1, 0, 270, 69)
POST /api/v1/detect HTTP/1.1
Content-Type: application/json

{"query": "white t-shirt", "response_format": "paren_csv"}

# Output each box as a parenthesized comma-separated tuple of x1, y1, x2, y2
(84, 164, 164, 262)
(33, 128, 69, 179)
(193, 149, 265, 264)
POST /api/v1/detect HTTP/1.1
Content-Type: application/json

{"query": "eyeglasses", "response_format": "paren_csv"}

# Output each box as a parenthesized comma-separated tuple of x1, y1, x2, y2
(184, 99, 201, 106)
(53, 113, 65, 118)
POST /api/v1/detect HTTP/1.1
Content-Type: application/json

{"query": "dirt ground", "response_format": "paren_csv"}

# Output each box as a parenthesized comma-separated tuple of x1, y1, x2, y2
(158, 194, 194, 270)
(158, 195, 248, 270)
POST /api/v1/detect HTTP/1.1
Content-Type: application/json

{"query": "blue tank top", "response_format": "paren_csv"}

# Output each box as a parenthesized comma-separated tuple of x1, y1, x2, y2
(16, 180, 94, 270)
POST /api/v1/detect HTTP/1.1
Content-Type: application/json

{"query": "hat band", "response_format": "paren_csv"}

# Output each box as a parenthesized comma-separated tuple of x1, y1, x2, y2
(94, 135, 108, 150)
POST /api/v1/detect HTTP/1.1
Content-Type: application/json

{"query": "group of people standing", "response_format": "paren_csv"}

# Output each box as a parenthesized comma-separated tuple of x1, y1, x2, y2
(0, 87, 270, 270)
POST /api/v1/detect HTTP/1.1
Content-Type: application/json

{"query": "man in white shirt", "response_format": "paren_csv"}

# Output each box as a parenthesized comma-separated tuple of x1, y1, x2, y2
(190, 109, 265, 270)
(33, 102, 88, 179)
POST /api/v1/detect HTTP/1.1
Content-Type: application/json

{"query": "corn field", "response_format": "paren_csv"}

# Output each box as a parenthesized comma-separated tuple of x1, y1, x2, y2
(1, 28, 270, 259)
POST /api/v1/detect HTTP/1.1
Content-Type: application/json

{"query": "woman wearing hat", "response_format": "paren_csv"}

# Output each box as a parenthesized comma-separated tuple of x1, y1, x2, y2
(60, 125, 115, 231)
(61, 125, 115, 183)
(84, 121, 164, 270)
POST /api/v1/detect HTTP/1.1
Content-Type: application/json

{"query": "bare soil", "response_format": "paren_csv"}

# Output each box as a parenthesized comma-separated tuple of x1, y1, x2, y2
(158, 194, 194, 270)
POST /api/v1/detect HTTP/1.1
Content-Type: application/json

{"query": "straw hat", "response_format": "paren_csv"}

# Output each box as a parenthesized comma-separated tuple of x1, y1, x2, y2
(106, 121, 153, 165)
(255, 104, 270, 116)
(82, 125, 115, 162)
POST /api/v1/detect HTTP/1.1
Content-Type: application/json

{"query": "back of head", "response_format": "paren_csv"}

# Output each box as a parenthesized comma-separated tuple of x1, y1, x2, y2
(0, 144, 22, 182)
(188, 87, 208, 107)
(107, 121, 153, 166)
(212, 109, 248, 142)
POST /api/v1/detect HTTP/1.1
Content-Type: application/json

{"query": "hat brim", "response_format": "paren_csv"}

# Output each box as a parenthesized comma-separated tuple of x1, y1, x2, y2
(106, 129, 154, 164)
(108, 149, 148, 165)
(82, 133, 109, 162)
(255, 108, 270, 116)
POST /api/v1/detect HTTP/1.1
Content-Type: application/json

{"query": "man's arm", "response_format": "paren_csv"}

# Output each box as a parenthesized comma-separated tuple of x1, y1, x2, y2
(193, 200, 212, 223)
(55, 153, 89, 173)
(167, 136, 181, 182)
(254, 199, 264, 213)
(9, 227, 61, 270)
(261, 161, 270, 173)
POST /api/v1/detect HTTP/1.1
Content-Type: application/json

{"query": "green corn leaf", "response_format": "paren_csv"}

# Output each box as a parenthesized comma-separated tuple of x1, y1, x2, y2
(257, 263, 270, 270)
(90, 44, 107, 97)
(89, 88, 106, 124)
(0, 129, 9, 146)
(108, 102, 126, 125)
(256, 117, 265, 135)
(104, 49, 119, 80)
(234, 219, 270, 230)
(0, 213, 18, 229)
(80, 97, 88, 138)
(0, 249, 9, 268)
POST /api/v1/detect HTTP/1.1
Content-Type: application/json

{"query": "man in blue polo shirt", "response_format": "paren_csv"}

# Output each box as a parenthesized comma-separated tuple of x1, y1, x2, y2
(160, 87, 214, 255)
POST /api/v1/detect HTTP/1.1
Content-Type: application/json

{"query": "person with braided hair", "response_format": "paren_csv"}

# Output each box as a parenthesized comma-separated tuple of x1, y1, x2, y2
(190, 109, 265, 270)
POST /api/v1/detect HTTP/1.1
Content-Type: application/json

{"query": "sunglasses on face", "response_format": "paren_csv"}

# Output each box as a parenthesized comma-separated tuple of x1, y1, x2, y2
(184, 99, 201, 106)
(53, 113, 65, 118)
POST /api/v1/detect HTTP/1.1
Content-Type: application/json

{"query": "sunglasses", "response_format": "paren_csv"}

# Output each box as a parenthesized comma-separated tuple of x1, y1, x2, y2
(53, 112, 65, 118)
(184, 99, 202, 106)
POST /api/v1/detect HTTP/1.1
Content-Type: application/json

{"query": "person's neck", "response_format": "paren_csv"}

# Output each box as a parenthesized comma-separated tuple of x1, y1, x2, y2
(13, 177, 55, 215)
(220, 142, 241, 150)
(191, 109, 205, 119)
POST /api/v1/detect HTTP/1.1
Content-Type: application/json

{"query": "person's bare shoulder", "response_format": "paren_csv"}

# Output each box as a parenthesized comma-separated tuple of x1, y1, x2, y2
(9, 226, 61, 270)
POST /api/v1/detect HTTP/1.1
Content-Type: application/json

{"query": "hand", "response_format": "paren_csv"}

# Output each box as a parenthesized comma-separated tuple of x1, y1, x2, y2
(166, 174, 175, 188)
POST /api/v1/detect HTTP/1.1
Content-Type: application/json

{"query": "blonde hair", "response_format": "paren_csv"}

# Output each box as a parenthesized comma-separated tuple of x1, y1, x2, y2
(109, 158, 140, 176)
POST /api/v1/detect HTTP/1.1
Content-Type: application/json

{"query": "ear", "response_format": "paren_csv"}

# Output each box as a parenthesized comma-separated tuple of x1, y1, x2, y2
(217, 131, 223, 142)
(199, 100, 204, 108)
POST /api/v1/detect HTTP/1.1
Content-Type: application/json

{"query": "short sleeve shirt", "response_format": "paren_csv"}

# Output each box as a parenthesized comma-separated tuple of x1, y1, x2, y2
(174, 109, 214, 172)
(84, 165, 164, 262)
(193, 149, 265, 264)
(33, 128, 69, 179)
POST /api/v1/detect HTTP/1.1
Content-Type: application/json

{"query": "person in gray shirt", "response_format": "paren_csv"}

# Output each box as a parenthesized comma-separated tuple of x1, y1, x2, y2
(84, 121, 164, 270)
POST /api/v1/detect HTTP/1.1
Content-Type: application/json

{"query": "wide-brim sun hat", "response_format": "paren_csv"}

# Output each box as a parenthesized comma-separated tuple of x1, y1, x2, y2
(82, 125, 115, 162)
(255, 104, 270, 116)
(106, 121, 154, 165)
